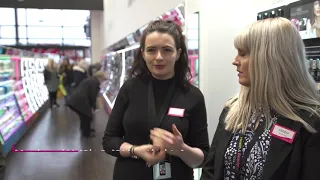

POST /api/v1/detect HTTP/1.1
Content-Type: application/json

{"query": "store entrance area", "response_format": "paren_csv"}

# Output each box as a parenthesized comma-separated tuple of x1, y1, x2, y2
(4, 102, 115, 180)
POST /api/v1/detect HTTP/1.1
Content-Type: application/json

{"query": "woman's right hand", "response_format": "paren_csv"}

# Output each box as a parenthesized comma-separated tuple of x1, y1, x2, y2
(134, 144, 166, 166)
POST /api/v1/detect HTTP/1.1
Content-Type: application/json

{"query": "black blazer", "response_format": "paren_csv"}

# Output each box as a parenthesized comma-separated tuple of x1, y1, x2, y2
(200, 107, 320, 180)
(73, 67, 88, 89)
(58, 65, 73, 86)
(102, 77, 210, 180)
(67, 77, 100, 117)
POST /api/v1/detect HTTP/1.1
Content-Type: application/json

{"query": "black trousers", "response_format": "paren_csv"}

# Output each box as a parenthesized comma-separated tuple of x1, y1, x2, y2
(64, 85, 72, 104)
(78, 113, 93, 137)
(49, 91, 58, 108)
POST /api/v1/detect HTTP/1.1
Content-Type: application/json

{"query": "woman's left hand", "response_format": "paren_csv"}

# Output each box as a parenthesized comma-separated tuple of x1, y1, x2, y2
(150, 124, 185, 157)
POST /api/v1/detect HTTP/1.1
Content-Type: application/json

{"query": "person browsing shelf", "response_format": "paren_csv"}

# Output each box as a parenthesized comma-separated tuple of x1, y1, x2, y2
(200, 17, 320, 180)
(102, 20, 209, 180)
(67, 71, 106, 137)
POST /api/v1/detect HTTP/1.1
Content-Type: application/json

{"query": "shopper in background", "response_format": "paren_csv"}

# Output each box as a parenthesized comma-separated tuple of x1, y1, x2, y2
(59, 57, 74, 104)
(102, 20, 209, 180)
(201, 18, 320, 180)
(44, 59, 60, 108)
(72, 59, 88, 89)
(67, 71, 106, 137)
(88, 62, 102, 77)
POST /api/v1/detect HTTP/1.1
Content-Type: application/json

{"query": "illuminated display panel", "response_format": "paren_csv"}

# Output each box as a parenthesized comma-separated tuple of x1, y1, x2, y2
(0, 56, 24, 143)
(21, 57, 48, 113)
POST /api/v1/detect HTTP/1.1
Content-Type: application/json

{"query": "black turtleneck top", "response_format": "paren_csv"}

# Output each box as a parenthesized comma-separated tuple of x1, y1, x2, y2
(151, 76, 175, 115)
(102, 76, 209, 180)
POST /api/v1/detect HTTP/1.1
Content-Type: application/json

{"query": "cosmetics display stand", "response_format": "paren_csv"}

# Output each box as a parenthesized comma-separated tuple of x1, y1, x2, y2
(0, 46, 49, 155)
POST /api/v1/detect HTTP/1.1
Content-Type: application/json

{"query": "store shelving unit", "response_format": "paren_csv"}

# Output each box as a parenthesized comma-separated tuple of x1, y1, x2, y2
(0, 46, 49, 155)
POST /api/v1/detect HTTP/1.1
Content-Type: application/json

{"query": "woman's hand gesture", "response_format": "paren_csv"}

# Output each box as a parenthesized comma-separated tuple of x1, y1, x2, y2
(150, 124, 185, 157)
(134, 144, 165, 167)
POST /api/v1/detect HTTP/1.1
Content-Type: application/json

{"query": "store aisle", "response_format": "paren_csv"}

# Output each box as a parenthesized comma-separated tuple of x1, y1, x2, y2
(4, 102, 116, 180)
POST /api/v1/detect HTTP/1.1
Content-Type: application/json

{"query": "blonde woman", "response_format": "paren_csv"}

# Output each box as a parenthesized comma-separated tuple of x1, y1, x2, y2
(44, 59, 60, 108)
(72, 59, 88, 89)
(201, 18, 320, 180)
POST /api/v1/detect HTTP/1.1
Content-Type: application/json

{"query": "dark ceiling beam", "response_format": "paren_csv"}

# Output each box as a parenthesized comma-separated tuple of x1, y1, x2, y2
(0, 0, 103, 10)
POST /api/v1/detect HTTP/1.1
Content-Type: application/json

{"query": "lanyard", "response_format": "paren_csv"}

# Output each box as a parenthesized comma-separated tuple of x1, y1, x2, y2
(235, 135, 244, 174)
(235, 122, 266, 180)
(147, 79, 176, 132)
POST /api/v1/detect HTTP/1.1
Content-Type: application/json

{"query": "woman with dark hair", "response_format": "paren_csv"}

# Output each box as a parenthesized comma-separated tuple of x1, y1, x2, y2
(102, 20, 209, 180)
(59, 57, 74, 104)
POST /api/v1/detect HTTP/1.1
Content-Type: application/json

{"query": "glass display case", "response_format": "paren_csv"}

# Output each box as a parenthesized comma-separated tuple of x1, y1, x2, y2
(101, 52, 123, 108)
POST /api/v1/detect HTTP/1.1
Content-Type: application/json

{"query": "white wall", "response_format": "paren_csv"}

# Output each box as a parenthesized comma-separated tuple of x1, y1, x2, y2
(186, 0, 200, 15)
(103, 0, 184, 48)
(199, 0, 256, 141)
(90, 10, 105, 63)
(254, 0, 300, 12)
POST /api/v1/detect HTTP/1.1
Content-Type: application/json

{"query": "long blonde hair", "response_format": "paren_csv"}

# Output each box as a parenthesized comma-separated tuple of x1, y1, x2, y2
(78, 59, 88, 70)
(46, 59, 57, 72)
(225, 17, 320, 133)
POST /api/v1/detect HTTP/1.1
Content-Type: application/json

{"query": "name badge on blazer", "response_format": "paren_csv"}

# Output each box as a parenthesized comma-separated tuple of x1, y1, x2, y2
(270, 124, 296, 144)
(168, 107, 185, 117)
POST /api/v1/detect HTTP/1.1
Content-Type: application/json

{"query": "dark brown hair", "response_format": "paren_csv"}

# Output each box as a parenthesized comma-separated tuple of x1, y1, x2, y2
(130, 20, 191, 91)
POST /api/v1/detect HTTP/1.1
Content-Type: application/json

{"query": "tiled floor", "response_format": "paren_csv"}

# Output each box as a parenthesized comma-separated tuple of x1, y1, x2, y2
(4, 102, 116, 180)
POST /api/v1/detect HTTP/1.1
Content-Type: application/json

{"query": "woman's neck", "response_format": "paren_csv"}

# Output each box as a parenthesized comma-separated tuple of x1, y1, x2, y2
(151, 72, 175, 80)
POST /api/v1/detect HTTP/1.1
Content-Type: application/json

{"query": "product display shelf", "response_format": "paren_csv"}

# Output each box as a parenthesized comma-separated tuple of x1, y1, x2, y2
(0, 79, 26, 155)
(13, 80, 33, 122)
(0, 56, 24, 144)
(0, 56, 14, 81)
(0, 46, 50, 155)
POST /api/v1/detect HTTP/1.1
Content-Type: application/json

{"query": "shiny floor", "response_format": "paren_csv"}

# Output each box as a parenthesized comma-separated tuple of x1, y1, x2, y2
(4, 102, 116, 180)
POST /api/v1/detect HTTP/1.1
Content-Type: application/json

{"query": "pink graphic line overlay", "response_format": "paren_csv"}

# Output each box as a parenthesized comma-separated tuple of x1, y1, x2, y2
(11, 145, 79, 152)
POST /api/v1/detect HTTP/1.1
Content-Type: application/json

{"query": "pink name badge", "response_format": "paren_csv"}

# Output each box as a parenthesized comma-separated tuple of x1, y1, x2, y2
(270, 124, 296, 144)
(168, 107, 185, 117)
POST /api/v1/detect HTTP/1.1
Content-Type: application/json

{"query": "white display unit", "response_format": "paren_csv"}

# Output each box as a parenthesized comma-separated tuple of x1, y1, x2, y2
(21, 57, 48, 113)
(101, 44, 139, 109)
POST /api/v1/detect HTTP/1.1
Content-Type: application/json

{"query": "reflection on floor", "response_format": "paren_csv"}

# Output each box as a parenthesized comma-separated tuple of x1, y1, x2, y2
(4, 103, 116, 180)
